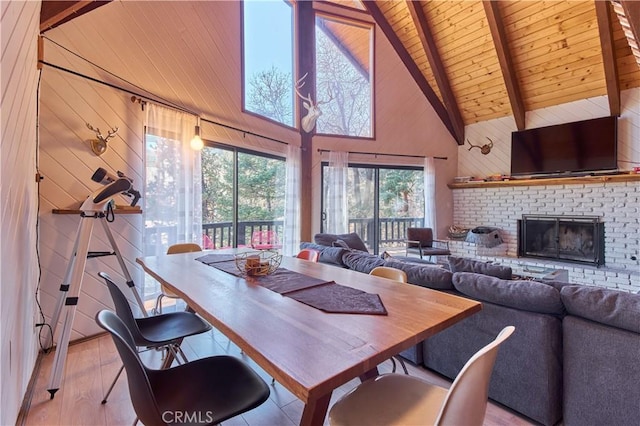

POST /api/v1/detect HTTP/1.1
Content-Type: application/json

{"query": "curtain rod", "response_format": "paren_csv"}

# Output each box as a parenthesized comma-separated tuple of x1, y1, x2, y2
(199, 117, 288, 145)
(39, 60, 289, 146)
(317, 149, 447, 160)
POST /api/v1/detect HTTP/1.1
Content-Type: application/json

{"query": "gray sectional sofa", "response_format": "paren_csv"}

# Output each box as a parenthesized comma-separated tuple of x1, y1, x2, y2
(301, 234, 640, 426)
(560, 286, 640, 426)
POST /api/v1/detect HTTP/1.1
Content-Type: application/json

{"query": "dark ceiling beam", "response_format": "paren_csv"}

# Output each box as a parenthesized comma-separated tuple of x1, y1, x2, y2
(362, 0, 460, 145)
(405, 0, 465, 144)
(483, 1, 526, 130)
(595, 0, 620, 116)
(40, 1, 111, 33)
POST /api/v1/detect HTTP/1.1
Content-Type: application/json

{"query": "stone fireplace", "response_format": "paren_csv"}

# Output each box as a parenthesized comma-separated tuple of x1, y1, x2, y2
(517, 215, 605, 266)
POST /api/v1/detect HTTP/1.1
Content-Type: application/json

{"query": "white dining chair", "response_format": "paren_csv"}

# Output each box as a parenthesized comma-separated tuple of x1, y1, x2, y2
(329, 326, 515, 426)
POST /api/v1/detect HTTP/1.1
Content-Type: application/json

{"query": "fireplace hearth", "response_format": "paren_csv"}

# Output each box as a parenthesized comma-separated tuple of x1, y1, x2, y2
(518, 215, 604, 266)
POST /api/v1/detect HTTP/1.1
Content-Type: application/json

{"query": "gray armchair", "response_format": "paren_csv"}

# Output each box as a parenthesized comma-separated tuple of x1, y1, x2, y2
(406, 227, 451, 261)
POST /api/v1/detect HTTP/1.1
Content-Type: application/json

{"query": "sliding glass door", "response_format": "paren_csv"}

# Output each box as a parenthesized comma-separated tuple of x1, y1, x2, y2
(322, 164, 424, 254)
(378, 169, 425, 253)
(201, 144, 285, 249)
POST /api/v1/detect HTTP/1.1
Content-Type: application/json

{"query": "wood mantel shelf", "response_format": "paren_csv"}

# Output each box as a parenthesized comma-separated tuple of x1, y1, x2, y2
(448, 173, 640, 189)
(52, 208, 142, 214)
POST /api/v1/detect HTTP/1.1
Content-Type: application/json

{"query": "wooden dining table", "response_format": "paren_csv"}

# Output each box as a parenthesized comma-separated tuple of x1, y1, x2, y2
(136, 249, 481, 426)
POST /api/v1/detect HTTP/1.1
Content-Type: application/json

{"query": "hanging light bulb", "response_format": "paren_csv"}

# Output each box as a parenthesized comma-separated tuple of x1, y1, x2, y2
(190, 117, 204, 150)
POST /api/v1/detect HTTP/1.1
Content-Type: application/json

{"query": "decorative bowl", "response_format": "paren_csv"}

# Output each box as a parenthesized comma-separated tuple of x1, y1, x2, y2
(234, 250, 282, 276)
(448, 225, 470, 240)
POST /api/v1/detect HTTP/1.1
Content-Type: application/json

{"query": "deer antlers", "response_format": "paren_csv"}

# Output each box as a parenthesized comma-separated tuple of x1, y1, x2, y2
(86, 122, 119, 156)
(294, 73, 313, 106)
(467, 137, 494, 155)
(294, 73, 334, 132)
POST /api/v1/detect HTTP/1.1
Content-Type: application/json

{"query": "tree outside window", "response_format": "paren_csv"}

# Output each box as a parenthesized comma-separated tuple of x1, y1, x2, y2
(243, 0, 294, 127)
(315, 16, 372, 137)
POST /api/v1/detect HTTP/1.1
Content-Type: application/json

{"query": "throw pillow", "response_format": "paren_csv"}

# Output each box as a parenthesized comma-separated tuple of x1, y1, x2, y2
(561, 286, 640, 333)
(332, 239, 350, 249)
(537, 279, 574, 292)
(342, 251, 385, 273)
(314, 232, 369, 253)
(452, 272, 564, 315)
(448, 256, 512, 279)
(299, 242, 347, 267)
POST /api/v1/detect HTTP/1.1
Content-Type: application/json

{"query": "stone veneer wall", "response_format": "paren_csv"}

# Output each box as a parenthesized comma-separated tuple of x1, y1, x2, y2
(450, 180, 640, 292)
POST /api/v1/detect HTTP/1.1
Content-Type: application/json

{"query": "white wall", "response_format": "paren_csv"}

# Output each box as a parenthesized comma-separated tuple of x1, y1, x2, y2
(1, 0, 42, 423)
(458, 88, 640, 178)
(38, 66, 146, 340)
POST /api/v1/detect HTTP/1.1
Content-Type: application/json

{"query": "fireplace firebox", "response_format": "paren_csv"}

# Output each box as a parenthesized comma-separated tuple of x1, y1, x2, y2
(518, 215, 604, 266)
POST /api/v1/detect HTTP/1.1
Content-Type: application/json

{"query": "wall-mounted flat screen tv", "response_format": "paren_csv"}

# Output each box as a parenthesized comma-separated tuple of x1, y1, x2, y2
(510, 116, 617, 177)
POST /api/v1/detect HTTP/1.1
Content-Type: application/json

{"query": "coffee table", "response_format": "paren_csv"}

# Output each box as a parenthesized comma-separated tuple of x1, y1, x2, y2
(513, 265, 569, 281)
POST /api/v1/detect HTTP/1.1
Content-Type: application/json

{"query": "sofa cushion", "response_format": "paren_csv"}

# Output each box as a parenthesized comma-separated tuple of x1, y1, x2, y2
(299, 242, 347, 267)
(537, 279, 574, 292)
(341, 251, 385, 274)
(561, 285, 640, 333)
(453, 272, 564, 315)
(384, 259, 454, 290)
(314, 232, 369, 252)
(447, 256, 512, 279)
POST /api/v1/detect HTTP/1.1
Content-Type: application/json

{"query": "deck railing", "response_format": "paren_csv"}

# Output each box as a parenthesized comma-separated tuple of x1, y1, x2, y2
(348, 217, 424, 248)
(145, 217, 423, 253)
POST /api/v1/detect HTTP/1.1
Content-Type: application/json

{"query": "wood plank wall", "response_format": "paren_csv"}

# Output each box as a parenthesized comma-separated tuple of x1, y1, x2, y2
(1, 1, 42, 424)
(458, 88, 640, 179)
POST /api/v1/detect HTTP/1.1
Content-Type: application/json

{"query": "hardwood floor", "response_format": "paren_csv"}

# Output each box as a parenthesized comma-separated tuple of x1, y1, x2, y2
(21, 326, 535, 426)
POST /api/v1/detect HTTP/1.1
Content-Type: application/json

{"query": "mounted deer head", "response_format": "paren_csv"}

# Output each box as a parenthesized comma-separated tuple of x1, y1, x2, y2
(467, 137, 494, 155)
(294, 73, 333, 133)
(86, 122, 118, 156)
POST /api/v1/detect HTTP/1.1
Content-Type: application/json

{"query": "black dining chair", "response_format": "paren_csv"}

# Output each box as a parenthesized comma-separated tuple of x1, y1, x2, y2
(96, 310, 270, 425)
(99, 271, 212, 403)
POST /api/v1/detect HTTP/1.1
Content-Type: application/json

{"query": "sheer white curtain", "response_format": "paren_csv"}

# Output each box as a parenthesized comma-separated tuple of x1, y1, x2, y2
(325, 151, 349, 234)
(144, 104, 202, 256)
(283, 144, 301, 256)
(424, 157, 436, 231)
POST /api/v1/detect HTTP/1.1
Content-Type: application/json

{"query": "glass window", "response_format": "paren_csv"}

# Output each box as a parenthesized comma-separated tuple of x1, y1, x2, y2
(315, 15, 373, 137)
(243, 0, 295, 126)
(201, 144, 286, 249)
(322, 164, 424, 254)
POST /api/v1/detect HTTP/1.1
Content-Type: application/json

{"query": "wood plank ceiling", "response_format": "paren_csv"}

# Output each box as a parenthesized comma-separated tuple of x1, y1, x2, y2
(363, 0, 640, 144)
(40, 1, 640, 145)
